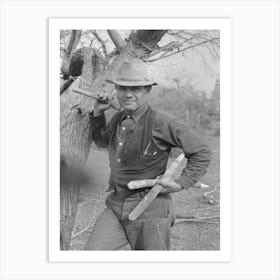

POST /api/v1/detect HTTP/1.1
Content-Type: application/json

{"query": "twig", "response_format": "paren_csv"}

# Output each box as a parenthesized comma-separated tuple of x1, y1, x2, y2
(174, 219, 220, 226)
(191, 204, 220, 212)
(89, 38, 96, 48)
(71, 200, 104, 239)
(71, 220, 95, 239)
(175, 216, 220, 225)
(145, 41, 182, 58)
(176, 214, 220, 220)
(175, 219, 219, 225)
(146, 37, 220, 62)
(203, 183, 220, 198)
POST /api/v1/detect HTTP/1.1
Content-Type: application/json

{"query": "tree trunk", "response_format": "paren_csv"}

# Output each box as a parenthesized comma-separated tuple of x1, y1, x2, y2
(60, 48, 102, 250)
(60, 108, 93, 249)
(59, 30, 167, 250)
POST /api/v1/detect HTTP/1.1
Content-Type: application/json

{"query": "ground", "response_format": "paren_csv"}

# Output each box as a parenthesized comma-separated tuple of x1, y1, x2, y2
(70, 135, 220, 250)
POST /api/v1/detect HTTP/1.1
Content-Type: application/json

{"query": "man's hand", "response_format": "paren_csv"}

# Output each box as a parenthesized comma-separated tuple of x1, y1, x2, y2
(93, 90, 121, 116)
(93, 95, 112, 116)
(156, 177, 183, 194)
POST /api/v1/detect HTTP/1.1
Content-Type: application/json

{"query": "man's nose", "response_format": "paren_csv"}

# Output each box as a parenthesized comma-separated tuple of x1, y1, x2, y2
(123, 89, 133, 97)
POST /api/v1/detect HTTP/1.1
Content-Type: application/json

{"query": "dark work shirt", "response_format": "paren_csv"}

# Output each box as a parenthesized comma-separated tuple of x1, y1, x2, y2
(90, 103, 212, 190)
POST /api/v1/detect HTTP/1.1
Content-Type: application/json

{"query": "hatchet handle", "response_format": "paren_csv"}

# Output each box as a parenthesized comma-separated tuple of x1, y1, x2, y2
(72, 86, 121, 111)
(72, 86, 99, 99)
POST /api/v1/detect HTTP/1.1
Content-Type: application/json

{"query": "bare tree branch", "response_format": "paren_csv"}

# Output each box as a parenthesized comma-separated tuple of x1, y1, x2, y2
(203, 183, 220, 198)
(146, 41, 182, 58)
(89, 38, 96, 48)
(166, 30, 220, 57)
(146, 37, 220, 62)
(107, 30, 126, 51)
(71, 200, 102, 239)
(91, 30, 109, 58)
(60, 30, 83, 95)
(129, 30, 168, 51)
(175, 217, 220, 225)
(195, 49, 214, 75)
(65, 30, 82, 58)
(209, 40, 220, 57)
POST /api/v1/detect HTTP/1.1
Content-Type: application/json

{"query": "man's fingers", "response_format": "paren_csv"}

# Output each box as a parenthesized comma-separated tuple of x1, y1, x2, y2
(94, 98, 112, 111)
(109, 96, 121, 111)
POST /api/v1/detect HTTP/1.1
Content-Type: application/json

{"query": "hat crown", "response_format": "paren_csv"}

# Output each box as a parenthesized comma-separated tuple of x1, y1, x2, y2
(116, 59, 150, 83)
(106, 58, 157, 86)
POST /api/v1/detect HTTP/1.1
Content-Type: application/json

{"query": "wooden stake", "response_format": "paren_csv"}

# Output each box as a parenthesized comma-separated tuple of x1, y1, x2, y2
(128, 154, 185, 221)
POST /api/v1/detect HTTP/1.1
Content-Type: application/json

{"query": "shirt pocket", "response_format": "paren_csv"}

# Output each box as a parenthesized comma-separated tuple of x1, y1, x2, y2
(141, 141, 159, 158)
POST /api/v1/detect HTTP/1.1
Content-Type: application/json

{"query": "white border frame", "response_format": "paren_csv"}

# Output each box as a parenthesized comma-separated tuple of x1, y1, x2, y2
(49, 18, 231, 262)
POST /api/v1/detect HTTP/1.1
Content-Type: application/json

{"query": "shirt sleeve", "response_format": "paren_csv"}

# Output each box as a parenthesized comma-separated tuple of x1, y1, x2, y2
(89, 112, 111, 148)
(153, 112, 212, 190)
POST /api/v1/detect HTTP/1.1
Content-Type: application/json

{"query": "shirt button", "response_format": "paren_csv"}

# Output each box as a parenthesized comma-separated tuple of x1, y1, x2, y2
(119, 142, 123, 146)
(122, 127, 126, 130)
(117, 159, 121, 162)
(127, 115, 131, 119)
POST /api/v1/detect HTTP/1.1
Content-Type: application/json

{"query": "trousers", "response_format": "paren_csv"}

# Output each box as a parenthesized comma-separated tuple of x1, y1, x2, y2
(84, 189, 175, 250)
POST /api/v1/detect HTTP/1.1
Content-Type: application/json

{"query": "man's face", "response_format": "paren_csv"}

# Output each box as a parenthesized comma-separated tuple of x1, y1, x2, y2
(116, 85, 150, 113)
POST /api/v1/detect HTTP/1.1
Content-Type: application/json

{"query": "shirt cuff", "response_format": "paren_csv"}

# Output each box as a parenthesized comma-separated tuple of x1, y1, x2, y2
(89, 111, 105, 120)
(175, 175, 196, 190)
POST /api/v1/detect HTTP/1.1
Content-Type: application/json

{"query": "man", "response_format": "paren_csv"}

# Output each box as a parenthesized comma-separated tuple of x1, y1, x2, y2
(85, 58, 212, 250)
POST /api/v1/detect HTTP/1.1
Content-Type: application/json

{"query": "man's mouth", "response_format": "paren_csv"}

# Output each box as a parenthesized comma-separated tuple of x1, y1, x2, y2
(123, 100, 135, 104)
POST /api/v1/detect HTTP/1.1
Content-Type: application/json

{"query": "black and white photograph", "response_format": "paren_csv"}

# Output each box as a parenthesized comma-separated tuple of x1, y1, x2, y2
(1, 0, 280, 279)
(51, 18, 231, 260)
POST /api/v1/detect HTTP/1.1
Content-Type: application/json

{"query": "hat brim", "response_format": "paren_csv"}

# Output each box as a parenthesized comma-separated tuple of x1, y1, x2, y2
(106, 79, 157, 86)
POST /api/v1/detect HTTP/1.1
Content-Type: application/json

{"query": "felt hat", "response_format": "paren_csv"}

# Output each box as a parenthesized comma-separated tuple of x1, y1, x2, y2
(106, 58, 157, 86)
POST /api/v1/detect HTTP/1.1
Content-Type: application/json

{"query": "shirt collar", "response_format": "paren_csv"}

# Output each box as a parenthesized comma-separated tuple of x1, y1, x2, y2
(121, 103, 149, 124)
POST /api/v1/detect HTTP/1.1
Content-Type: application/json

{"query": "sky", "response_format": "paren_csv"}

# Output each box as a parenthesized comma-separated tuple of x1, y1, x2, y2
(148, 50, 219, 94)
